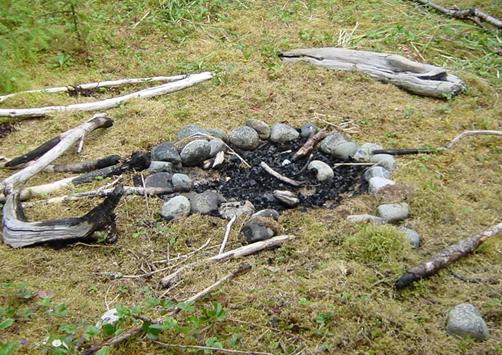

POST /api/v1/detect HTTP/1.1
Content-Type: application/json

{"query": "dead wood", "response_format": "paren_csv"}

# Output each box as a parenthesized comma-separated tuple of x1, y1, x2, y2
(445, 130, 502, 149)
(260, 162, 304, 187)
(292, 129, 328, 160)
(46, 155, 121, 173)
(371, 148, 438, 155)
(2, 185, 125, 248)
(412, 0, 502, 28)
(395, 223, 502, 289)
(0, 72, 213, 119)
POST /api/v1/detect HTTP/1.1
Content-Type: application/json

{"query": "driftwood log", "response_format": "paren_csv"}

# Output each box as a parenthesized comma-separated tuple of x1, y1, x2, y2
(281, 48, 465, 98)
(0, 72, 213, 119)
(2, 185, 124, 248)
(395, 223, 502, 289)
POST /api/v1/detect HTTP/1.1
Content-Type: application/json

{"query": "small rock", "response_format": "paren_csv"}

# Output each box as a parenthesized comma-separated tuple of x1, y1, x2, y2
(308, 160, 334, 181)
(145, 172, 172, 189)
(241, 222, 275, 243)
(100, 308, 120, 326)
(246, 119, 270, 139)
(281, 159, 291, 166)
(353, 143, 383, 162)
(346, 214, 385, 224)
(364, 166, 391, 181)
(447, 303, 489, 341)
(370, 154, 396, 171)
(206, 128, 226, 140)
(319, 133, 347, 155)
(300, 123, 319, 138)
(273, 190, 299, 207)
(219, 200, 255, 220)
(369, 177, 396, 194)
(176, 124, 209, 140)
(270, 123, 299, 143)
(331, 141, 359, 161)
(151, 142, 181, 164)
(228, 126, 260, 150)
(172, 173, 193, 192)
(161, 196, 191, 221)
(251, 209, 280, 220)
(180, 139, 211, 166)
(209, 139, 226, 157)
(399, 227, 420, 248)
(148, 161, 173, 173)
(377, 203, 409, 222)
(188, 190, 226, 215)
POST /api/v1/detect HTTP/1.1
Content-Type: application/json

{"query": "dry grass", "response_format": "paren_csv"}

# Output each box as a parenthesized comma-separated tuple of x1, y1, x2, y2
(1, 0, 501, 354)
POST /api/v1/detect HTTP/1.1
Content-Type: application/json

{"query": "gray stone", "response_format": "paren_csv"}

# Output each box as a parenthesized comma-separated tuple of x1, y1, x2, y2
(161, 196, 191, 221)
(180, 139, 211, 166)
(145, 172, 172, 189)
(319, 133, 347, 155)
(241, 222, 275, 243)
(228, 126, 260, 150)
(148, 161, 173, 173)
(270, 123, 299, 143)
(246, 119, 270, 140)
(188, 190, 226, 215)
(447, 304, 489, 341)
(364, 166, 391, 182)
(346, 214, 385, 224)
(176, 124, 209, 140)
(353, 143, 383, 162)
(172, 173, 193, 192)
(377, 203, 409, 223)
(331, 141, 359, 161)
(308, 160, 334, 182)
(368, 177, 396, 194)
(209, 139, 226, 157)
(370, 154, 396, 171)
(399, 227, 420, 248)
(273, 190, 299, 207)
(219, 200, 255, 220)
(206, 128, 226, 140)
(300, 123, 319, 138)
(151, 142, 181, 164)
(251, 209, 280, 221)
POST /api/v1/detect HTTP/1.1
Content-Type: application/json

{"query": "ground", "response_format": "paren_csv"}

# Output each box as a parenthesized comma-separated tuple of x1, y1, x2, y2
(0, 0, 501, 354)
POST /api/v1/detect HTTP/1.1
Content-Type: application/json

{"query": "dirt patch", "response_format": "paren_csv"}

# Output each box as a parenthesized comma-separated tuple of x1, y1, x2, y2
(0, 122, 16, 139)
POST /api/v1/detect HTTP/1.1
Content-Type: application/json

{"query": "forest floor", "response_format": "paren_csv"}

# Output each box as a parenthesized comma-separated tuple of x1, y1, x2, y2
(0, 0, 501, 354)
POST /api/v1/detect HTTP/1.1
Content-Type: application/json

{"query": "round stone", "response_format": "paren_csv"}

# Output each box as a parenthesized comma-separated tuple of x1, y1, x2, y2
(172, 173, 193, 192)
(144, 172, 172, 189)
(364, 166, 391, 182)
(180, 139, 211, 166)
(370, 154, 396, 171)
(148, 161, 173, 173)
(188, 190, 226, 215)
(319, 133, 347, 155)
(300, 123, 319, 138)
(399, 227, 420, 248)
(447, 303, 489, 341)
(241, 222, 275, 243)
(246, 119, 270, 139)
(307, 160, 334, 182)
(377, 203, 409, 223)
(353, 143, 383, 162)
(228, 126, 260, 150)
(368, 177, 395, 194)
(251, 209, 280, 220)
(219, 200, 255, 220)
(151, 142, 181, 164)
(270, 123, 299, 143)
(206, 128, 226, 140)
(176, 124, 209, 140)
(209, 139, 226, 157)
(346, 214, 385, 224)
(161, 196, 191, 221)
(331, 141, 359, 160)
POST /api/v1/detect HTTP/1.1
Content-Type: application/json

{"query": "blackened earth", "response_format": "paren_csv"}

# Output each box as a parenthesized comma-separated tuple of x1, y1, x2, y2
(0, 122, 16, 139)
(196, 137, 367, 211)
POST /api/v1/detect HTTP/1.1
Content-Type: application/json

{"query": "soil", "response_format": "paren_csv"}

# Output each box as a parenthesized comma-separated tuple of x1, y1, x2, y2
(0, 122, 16, 139)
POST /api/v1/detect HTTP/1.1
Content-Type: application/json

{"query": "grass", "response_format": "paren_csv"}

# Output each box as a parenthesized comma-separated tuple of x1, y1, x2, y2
(0, 0, 501, 354)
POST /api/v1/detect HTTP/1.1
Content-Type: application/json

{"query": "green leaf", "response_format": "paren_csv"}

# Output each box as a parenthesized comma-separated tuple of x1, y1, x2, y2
(0, 318, 14, 330)
(0, 342, 18, 355)
(95, 346, 110, 355)
(205, 337, 223, 353)
(84, 325, 99, 340)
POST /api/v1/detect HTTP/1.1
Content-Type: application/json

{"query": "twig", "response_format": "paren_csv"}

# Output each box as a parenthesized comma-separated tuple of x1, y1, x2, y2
(371, 148, 439, 155)
(219, 215, 237, 255)
(153, 238, 212, 264)
(131, 10, 151, 29)
(445, 130, 502, 149)
(260, 162, 304, 187)
(152, 340, 272, 355)
(77, 134, 85, 154)
(140, 173, 151, 217)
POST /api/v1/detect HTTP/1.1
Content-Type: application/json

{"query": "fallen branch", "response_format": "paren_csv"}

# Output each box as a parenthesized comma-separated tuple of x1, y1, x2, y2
(5, 155, 121, 173)
(445, 130, 502, 149)
(260, 162, 304, 187)
(292, 129, 328, 160)
(395, 223, 502, 289)
(0, 113, 113, 192)
(2, 185, 124, 248)
(219, 215, 237, 254)
(371, 148, 438, 155)
(0, 72, 213, 119)
(412, 0, 502, 28)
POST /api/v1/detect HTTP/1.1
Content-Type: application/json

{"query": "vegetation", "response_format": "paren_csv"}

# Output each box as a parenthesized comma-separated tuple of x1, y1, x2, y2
(0, 0, 501, 354)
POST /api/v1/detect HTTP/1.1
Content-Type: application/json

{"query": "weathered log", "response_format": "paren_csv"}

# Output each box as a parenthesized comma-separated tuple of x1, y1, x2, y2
(2, 185, 125, 248)
(0, 72, 213, 119)
(395, 223, 502, 289)
(0, 113, 113, 192)
(46, 155, 121, 173)
(292, 129, 328, 160)
(5, 136, 62, 168)
(281, 48, 465, 98)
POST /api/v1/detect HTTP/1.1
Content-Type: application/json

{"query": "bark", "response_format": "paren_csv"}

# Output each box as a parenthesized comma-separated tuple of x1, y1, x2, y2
(292, 129, 328, 160)
(395, 223, 502, 289)
(2, 185, 124, 248)
(0, 72, 213, 119)
(281, 48, 465, 98)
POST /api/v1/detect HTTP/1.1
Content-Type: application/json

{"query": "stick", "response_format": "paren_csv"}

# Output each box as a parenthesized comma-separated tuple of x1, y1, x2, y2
(0, 113, 113, 191)
(0, 74, 187, 103)
(0, 72, 213, 119)
(445, 130, 502, 149)
(260, 162, 304, 187)
(292, 129, 328, 160)
(412, 0, 502, 28)
(219, 215, 237, 255)
(152, 340, 272, 355)
(44, 155, 121, 173)
(371, 148, 439, 155)
(395, 223, 502, 289)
